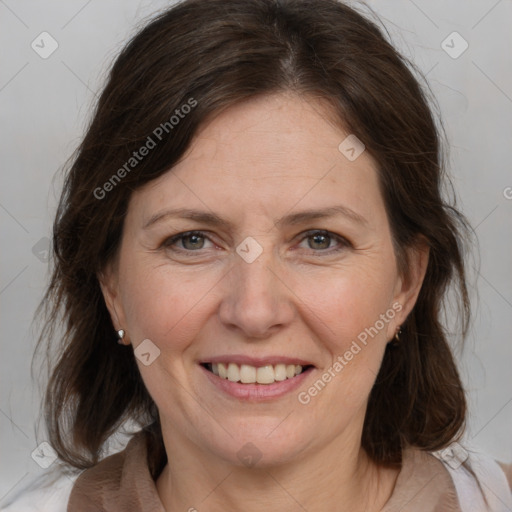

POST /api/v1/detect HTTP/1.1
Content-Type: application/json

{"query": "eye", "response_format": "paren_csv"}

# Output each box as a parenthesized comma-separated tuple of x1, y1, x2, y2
(161, 229, 350, 256)
(162, 231, 214, 251)
(297, 230, 350, 253)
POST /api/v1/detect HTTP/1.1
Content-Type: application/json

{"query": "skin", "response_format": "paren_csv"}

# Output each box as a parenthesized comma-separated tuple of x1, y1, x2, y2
(100, 92, 429, 512)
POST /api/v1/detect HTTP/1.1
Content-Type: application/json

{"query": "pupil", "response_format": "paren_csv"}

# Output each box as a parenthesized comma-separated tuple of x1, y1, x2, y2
(182, 234, 331, 250)
(311, 234, 329, 249)
(184, 234, 203, 249)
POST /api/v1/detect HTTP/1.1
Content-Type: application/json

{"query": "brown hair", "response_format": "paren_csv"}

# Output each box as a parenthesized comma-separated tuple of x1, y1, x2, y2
(36, 0, 471, 472)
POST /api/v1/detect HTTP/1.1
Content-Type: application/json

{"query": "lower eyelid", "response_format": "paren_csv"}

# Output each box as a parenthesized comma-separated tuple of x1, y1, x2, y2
(163, 231, 349, 253)
(166, 232, 214, 250)
(298, 232, 349, 251)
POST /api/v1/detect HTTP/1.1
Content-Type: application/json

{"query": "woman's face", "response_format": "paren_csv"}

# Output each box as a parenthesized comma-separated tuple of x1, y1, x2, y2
(102, 93, 427, 468)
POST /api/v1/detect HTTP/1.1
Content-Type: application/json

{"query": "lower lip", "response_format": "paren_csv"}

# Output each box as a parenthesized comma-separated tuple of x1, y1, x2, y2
(200, 364, 315, 401)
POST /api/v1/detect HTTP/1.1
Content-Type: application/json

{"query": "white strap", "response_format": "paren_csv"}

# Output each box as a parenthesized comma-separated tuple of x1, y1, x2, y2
(433, 444, 512, 512)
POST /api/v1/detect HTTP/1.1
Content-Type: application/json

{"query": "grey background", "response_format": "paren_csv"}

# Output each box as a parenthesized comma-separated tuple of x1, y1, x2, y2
(1, 0, 511, 502)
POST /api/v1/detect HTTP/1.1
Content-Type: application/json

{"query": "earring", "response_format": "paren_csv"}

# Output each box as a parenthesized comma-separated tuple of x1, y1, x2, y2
(391, 326, 402, 346)
(117, 329, 126, 345)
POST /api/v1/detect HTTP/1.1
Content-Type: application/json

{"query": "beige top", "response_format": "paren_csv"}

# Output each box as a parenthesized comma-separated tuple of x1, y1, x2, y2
(3, 431, 510, 511)
(64, 430, 512, 511)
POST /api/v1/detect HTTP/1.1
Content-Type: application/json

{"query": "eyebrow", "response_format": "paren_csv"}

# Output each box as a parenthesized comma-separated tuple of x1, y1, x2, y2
(143, 205, 368, 230)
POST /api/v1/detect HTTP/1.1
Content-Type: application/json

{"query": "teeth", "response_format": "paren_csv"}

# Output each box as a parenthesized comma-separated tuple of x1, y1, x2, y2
(256, 365, 275, 384)
(240, 364, 256, 383)
(207, 362, 307, 384)
(274, 364, 287, 381)
(218, 363, 227, 379)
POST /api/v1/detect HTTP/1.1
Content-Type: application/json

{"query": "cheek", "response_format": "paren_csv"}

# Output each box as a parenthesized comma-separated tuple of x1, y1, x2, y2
(118, 266, 219, 406)
(119, 259, 220, 352)
(293, 275, 394, 424)
(292, 260, 399, 411)
(299, 263, 397, 344)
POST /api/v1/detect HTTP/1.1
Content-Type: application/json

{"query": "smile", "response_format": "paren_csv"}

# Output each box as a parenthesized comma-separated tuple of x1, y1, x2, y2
(202, 362, 313, 385)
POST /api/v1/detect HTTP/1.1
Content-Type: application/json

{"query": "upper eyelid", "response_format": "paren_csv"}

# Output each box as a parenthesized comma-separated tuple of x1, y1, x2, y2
(296, 230, 350, 250)
(165, 229, 349, 250)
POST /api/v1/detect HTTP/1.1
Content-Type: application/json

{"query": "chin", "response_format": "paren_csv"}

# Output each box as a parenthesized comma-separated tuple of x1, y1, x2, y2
(210, 422, 312, 469)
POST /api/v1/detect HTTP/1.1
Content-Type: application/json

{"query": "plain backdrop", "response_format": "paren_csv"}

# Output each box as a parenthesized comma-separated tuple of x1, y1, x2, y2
(1, 0, 511, 503)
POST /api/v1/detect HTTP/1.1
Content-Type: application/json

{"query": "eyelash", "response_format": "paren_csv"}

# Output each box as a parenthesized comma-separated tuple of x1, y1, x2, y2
(162, 229, 351, 256)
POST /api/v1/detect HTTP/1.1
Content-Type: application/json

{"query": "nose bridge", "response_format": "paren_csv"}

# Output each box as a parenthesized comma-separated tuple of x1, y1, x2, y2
(236, 249, 277, 299)
(233, 231, 278, 295)
(218, 244, 292, 337)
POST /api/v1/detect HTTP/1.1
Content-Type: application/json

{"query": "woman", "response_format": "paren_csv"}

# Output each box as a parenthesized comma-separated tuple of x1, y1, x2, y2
(2, 0, 511, 510)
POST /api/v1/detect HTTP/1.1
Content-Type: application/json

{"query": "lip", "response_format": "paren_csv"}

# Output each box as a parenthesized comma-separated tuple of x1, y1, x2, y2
(200, 355, 315, 367)
(199, 363, 315, 401)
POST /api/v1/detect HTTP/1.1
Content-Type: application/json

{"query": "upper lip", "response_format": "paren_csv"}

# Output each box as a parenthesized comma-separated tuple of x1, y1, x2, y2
(200, 355, 315, 367)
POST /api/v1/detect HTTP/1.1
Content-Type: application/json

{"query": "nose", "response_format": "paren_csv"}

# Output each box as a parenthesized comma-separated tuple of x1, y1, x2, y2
(218, 250, 295, 339)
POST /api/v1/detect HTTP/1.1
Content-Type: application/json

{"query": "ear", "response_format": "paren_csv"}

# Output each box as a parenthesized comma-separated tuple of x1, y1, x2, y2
(98, 262, 128, 343)
(387, 237, 430, 339)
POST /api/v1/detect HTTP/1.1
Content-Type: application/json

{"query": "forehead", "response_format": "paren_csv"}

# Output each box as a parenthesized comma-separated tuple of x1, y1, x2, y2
(182, 93, 356, 174)
(131, 93, 385, 226)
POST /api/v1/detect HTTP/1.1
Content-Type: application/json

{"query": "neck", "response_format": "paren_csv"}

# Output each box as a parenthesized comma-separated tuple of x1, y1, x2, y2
(155, 423, 399, 512)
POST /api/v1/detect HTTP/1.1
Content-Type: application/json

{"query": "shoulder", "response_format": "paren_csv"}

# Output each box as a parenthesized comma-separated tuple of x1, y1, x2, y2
(1, 431, 155, 512)
(386, 443, 512, 511)
(0, 466, 81, 512)
(66, 430, 166, 511)
(430, 443, 512, 511)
